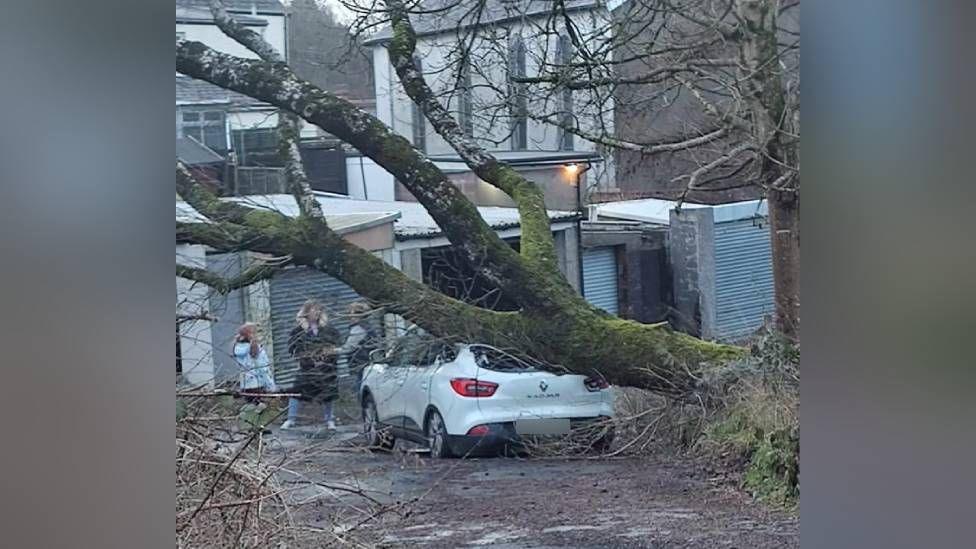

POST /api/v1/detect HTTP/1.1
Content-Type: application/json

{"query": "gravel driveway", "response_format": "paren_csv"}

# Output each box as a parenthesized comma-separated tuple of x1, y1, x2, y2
(263, 423, 798, 548)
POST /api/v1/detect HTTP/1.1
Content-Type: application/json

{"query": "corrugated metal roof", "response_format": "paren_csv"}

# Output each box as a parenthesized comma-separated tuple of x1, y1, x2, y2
(224, 194, 578, 240)
(176, 199, 401, 235)
(176, 201, 210, 224)
(364, 0, 601, 44)
(177, 136, 225, 165)
(592, 197, 767, 225)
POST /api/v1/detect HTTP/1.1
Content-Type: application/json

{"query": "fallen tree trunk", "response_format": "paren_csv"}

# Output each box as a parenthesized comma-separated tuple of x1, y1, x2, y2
(175, 6, 745, 399)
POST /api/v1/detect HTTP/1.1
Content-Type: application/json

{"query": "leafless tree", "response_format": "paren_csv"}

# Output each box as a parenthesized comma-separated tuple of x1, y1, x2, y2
(288, 0, 374, 102)
(176, 0, 748, 401)
(337, 0, 799, 338)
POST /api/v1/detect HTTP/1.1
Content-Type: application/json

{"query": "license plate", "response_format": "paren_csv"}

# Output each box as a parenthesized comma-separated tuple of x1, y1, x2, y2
(515, 417, 571, 436)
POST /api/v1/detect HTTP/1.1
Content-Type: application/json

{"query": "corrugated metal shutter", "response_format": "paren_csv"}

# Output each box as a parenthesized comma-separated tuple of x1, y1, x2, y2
(583, 247, 619, 315)
(269, 267, 362, 388)
(713, 217, 774, 341)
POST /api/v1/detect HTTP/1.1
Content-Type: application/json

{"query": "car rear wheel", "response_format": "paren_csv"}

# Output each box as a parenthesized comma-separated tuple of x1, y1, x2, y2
(425, 410, 453, 458)
(362, 396, 394, 451)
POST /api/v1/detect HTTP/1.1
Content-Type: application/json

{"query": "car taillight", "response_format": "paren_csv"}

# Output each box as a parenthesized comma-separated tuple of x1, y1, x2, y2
(584, 376, 609, 391)
(467, 424, 490, 436)
(450, 378, 498, 397)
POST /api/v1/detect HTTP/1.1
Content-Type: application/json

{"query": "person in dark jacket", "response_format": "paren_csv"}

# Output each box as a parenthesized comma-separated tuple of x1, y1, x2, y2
(338, 301, 382, 394)
(281, 299, 341, 430)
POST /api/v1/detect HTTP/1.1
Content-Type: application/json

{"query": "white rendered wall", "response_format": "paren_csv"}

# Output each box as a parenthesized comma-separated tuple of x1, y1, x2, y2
(176, 244, 215, 388)
(177, 14, 286, 59)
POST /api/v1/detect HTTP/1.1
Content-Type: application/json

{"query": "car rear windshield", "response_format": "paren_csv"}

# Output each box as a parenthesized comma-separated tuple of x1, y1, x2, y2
(471, 346, 540, 372)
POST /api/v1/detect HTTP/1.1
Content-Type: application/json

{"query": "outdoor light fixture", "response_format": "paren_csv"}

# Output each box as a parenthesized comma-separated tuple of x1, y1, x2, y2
(563, 163, 579, 175)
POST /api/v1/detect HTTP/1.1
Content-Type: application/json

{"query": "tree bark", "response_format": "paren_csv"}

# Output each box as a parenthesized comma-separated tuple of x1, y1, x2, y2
(735, 0, 801, 338)
(767, 188, 800, 338)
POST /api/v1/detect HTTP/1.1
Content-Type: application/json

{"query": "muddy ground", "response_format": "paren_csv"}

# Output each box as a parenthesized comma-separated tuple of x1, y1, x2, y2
(261, 421, 798, 548)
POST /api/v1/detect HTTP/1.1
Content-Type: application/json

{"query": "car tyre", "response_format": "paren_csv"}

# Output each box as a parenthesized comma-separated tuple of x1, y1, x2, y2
(362, 395, 394, 451)
(425, 409, 454, 459)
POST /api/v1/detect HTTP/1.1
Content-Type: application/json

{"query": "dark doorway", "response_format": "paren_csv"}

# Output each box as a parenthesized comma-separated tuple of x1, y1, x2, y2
(421, 240, 520, 311)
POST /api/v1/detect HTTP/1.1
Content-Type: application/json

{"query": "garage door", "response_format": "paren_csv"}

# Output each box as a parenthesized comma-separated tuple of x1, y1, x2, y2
(713, 218, 774, 340)
(582, 247, 619, 315)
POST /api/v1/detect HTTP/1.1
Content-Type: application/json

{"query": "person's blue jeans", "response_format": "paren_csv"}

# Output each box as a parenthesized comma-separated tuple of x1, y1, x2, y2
(287, 397, 334, 423)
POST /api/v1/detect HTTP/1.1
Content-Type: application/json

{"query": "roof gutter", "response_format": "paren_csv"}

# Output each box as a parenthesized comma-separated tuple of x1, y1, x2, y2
(331, 212, 402, 235)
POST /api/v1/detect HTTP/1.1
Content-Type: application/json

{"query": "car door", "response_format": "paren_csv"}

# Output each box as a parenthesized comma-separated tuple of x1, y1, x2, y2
(399, 344, 444, 437)
(366, 346, 410, 429)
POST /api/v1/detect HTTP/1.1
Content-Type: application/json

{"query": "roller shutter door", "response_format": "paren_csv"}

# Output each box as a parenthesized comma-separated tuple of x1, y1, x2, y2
(713, 218, 774, 340)
(582, 247, 619, 315)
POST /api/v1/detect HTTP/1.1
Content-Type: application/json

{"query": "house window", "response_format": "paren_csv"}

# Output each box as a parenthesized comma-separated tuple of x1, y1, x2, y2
(458, 61, 474, 138)
(180, 109, 227, 152)
(231, 127, 279, 166)
(508, 37, 528, 150)
(411, 56, 427, 152)
(556, 35, 575, 151)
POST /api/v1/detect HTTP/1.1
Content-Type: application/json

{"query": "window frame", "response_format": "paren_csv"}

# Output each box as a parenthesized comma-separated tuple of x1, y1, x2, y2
(556, 35, 575, 151)
(508, 37, 528, 151)
(458, 60, 474, 138)
(410, 56, 427, 152)
(179, 108, 228, 152)
(231, 126, 279, 166)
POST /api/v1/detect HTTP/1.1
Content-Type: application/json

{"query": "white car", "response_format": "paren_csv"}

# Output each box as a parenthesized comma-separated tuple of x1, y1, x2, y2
(359, 332, 615, 457)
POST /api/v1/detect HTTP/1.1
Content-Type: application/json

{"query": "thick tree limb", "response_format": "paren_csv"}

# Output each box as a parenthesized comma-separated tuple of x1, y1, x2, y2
(176, 167, 526, 343)
(176, 39, 566, 309)
(177, 163, 257, 224)
(386, 0, 564, 275)
(206, 0, 281, 61)
(206, 0, 323, 220)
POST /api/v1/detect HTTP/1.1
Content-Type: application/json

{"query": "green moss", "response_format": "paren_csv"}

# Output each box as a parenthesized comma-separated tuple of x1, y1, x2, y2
(242, 209, 287, 231)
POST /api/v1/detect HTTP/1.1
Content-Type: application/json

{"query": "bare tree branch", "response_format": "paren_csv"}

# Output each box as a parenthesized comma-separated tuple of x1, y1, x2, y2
(517, 59, 738, 89)
(207, 0, 324, 220)
(176, 38, 563, 306)
(177, 263, 282, 295)
(385, 0, 565, 273)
